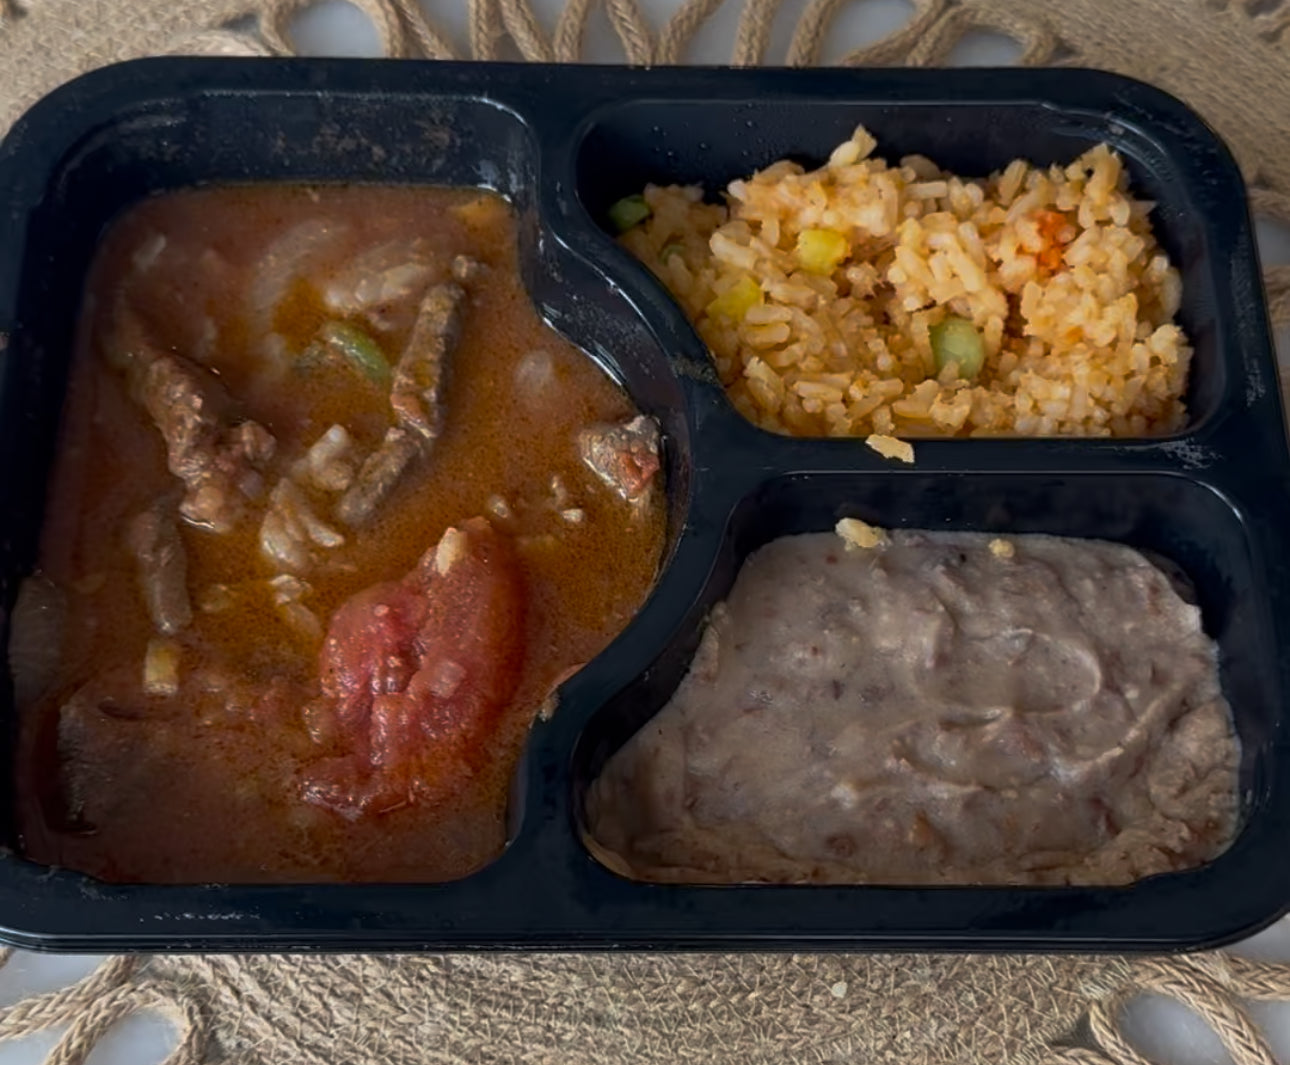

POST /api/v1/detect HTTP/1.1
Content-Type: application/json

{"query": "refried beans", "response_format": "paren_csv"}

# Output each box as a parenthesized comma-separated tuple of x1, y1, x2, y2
(586, 527, 1240, 886)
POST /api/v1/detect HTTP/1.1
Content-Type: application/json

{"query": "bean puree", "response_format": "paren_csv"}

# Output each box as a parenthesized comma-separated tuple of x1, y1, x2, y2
(587, 528, 1240, 885)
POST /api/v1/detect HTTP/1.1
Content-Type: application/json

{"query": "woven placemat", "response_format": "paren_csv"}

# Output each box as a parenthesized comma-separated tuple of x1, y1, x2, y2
(4, 1, 1290, 1063)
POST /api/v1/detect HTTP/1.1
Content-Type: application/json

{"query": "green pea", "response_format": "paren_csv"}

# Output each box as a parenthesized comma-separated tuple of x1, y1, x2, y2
(608, 194, 652, 233)
(930, 316, 985, 381)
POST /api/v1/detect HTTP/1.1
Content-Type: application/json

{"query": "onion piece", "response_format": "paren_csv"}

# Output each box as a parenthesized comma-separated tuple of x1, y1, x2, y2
(259, 507, 311, 573)
(269, 574, 310, 605)
(199, 584, 236, 614)
(247, 219, 346, 336)
(486, 495, 513, 522)
(322, 239, 435, 333)
(279, 602, 323, 643)
(8, 575, 66, 706)
(268, 574, 322, 643)
(514, 349, 557, 408)
(550, 475, 569, 508)
(292, 424, 355, 494)
(260, 480, 346, 572)
(131, 232, 167, 274)
(143, 638, 181, 696)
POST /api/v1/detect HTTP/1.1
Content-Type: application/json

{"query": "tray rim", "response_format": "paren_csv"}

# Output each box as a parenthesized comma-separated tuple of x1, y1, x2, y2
(0, 58, 1286, 953)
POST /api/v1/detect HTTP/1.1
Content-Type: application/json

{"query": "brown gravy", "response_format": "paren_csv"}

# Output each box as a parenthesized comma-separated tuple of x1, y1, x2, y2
(15, 185, 665, 883)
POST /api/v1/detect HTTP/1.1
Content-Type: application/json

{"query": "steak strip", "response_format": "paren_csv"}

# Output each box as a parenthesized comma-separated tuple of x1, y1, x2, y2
(336, 283, 467, 528)
(335, 428, 421, 529)
(390, 282, 464, 442)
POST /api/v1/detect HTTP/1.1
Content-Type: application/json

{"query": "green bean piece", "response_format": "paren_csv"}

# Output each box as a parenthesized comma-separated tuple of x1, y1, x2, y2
(313, 321, 391, 388)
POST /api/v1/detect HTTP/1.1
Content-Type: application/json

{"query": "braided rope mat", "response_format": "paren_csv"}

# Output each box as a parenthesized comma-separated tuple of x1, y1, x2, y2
(5, 0, 1290, 1062)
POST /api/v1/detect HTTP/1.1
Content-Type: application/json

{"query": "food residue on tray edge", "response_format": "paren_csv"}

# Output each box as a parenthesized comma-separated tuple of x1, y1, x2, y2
(865, 433, 915, 464)
(834, 517, 888, 550)
(989, 537, 1016, 559)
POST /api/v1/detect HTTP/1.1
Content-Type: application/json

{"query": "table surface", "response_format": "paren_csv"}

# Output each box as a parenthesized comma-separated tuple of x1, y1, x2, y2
(3, 2, 1290, 1062)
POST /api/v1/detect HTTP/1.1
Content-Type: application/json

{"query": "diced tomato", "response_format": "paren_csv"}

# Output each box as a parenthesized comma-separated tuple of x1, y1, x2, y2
(300, 517, 525, 818)
(320, 580, 427, 745)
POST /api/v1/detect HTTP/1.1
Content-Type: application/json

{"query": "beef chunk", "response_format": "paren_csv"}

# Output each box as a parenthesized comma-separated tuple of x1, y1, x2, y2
(578, 415, 661, 502)
(140, 354, 276, 533)
(334, 427, 422, 529)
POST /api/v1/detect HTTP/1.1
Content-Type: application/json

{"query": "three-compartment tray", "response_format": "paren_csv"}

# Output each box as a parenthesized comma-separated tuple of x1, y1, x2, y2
(0, 59, 1288, 951)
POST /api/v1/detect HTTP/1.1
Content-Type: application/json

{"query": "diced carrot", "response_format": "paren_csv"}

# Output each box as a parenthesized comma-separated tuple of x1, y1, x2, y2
(1036, 210, 1070, 273)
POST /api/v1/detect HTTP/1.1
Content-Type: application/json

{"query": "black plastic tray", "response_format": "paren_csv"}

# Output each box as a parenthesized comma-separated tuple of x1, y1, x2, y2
(1, 59, 1288, 952)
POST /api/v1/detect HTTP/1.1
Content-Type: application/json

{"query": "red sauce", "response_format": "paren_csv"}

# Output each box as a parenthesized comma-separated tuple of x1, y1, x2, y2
(15, 186, 665, 883)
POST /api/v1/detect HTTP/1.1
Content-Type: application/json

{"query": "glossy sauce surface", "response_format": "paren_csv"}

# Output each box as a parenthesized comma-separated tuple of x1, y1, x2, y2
(16, 185, 665, 883)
